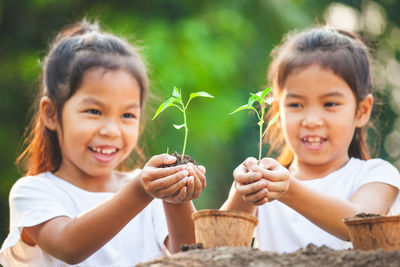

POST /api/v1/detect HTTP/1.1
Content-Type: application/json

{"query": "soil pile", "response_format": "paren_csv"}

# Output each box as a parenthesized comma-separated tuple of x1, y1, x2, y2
(162, 151, 195, 167)
(137, 244, 400, 267)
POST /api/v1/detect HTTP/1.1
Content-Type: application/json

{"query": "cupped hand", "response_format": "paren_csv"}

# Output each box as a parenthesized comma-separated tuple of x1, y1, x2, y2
(233, 157, 290, 206)
(141, 154, 207, 204)
(255, 157, 290, 202)
(141, 154, 189, 200)
(164, 163, 207, 204)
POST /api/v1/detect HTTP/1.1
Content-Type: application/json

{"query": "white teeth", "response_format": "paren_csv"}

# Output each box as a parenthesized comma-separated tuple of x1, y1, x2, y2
(91, 147, 117, 154)
(308, 137, 321, 142)
(101, 148, 116, 154)
(302, 136, 325, 146)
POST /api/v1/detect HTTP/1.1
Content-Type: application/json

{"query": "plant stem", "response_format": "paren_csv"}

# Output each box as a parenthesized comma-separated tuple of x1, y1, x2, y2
(259, 121, 263, 161)
(258, 102, 266, 161)
(182, 107, 188, 158)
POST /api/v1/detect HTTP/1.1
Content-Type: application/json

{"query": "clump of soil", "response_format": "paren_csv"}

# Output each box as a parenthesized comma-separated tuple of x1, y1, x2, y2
(137, 244, 400, 267)
(354, 212, 382, 218)
(180, 243, 203, 252)
(162, 151, 196, 167)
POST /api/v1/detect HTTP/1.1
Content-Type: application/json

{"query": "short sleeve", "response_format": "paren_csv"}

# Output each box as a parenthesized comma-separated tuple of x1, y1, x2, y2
(1, 175, 72, 253)
(356, 159, 400, 189)
(151, 199, 169, 249)
(356, 159, 400, 214)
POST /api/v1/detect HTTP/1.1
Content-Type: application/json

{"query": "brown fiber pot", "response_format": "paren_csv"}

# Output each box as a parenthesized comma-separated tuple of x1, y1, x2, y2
(191, 209, 258, 249)
(344, 215, 400, 251)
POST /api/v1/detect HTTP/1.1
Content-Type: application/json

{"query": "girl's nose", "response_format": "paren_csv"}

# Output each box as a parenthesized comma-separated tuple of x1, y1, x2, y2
(99, 120, 121, 138)
(301, 115, 324, 128)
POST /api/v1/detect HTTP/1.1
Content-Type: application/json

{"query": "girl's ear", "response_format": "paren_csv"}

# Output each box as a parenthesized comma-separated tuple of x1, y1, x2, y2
(40, 96, 58, 130)
(355, 94, 373, 128)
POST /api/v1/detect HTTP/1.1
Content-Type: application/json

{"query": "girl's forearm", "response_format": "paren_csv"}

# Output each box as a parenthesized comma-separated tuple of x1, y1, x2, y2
(162, 201, 196, 253)
(220, 183, 257, 216)
(278, 177, 359, 240)
(28, 177, 154, 264)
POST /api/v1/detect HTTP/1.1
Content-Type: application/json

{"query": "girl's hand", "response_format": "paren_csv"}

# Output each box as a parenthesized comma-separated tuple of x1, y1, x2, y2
(140, 154, 190, 200)
(233, 157, 265, 205)
(256, 157, 290, 203)
(164, 163, 207, 204)
(233, 157, 290, 206)
(141, 154, 207, 204)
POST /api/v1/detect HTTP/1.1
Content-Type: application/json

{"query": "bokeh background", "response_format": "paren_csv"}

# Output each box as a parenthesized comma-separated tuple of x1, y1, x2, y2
(1, 0, 400, 243)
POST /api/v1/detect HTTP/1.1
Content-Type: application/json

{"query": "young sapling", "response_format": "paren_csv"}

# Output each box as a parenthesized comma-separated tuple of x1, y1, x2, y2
(230, 87, 280, 161)
(152, 86, 214, 164)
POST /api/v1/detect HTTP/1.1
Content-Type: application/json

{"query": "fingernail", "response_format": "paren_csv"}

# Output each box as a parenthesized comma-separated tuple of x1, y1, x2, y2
(262, 188, 268, 194)
(168, 155, 176, 161)
(199, 166, 206, 173)
(181, 170, 189, 176)
(259, 162, 264, 168)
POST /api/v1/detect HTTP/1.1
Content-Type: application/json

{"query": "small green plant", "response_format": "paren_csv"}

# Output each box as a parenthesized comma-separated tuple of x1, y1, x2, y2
(230, 87, 280, 161)
(152, 86, 214, 158)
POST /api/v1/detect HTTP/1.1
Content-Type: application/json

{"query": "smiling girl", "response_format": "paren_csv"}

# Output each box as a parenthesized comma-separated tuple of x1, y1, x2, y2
(0, 20, 206, 266)
(222, 26, 400, 252)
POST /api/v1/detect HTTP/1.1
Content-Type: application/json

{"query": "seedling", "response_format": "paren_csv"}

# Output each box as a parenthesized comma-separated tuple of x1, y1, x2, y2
(152, 86, 214, 158)
(230, 87, 280, 161)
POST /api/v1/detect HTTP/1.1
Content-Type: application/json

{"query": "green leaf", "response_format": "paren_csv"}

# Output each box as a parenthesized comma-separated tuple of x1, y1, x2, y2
(172, 86, 180, 98)
(268, 110, 281, 127)
(188, 91, 214, 102)
(173, 124, 185, 129)
(261, 87, 272, 99)
(152, 96, 179, 120)
(262, 110, 281, 137)
(230, 104, 251, 115)
(248, 94, 259, 107)
(255, 91, 265, 103)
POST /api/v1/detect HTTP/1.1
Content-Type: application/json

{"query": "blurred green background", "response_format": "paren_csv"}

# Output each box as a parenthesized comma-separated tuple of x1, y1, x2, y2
(1, 0, 400, 242)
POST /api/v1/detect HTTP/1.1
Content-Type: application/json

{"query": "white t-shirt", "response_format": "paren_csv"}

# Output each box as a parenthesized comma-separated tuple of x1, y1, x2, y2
(256, 158, 400, 253)
(0, 171, 169, 267)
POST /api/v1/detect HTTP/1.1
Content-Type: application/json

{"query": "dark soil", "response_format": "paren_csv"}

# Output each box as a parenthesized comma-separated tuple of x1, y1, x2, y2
(354, 212, 382, 218)
(180, 243, 203, 252)
(136, 244, 400, 267)
(162, 151, 196, 167)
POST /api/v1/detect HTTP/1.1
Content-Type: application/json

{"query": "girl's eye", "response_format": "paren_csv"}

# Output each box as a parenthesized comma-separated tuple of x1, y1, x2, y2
(122, 113, 137, 119)
(324, 102, 339, 108)
(287, 103, 302, 108)
(86, 109, 101, 115)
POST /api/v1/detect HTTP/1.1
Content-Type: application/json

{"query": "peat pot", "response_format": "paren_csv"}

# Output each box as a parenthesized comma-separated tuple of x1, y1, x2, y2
(344, 214, 400, 251)
(192, 209, 258, 249)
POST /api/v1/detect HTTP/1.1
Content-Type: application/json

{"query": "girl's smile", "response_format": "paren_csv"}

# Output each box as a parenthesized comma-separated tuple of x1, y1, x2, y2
(88, 145, 120, 163)
(301, 135, 327, 150)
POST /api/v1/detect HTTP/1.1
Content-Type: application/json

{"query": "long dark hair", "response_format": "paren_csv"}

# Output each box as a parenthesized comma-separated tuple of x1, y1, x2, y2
(265, 26, 373, 166)
(17, 20, 149, 175)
